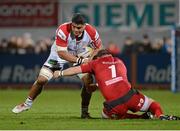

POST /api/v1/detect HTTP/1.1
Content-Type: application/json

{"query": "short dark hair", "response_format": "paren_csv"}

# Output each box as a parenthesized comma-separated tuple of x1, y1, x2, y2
(93, 49, 112, 60)
(71, 13, 86, 25)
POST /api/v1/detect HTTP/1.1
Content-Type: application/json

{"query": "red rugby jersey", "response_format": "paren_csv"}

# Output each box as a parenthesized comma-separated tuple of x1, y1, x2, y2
(81, 55, 131, 101)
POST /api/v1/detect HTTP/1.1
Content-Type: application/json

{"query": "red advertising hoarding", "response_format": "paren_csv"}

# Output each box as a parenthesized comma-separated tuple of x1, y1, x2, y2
(0, 1, 58, 27)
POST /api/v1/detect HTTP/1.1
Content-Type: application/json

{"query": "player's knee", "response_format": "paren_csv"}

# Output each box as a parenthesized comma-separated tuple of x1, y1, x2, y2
(36, 76, 48, 86)
(39, 67, 53, 81)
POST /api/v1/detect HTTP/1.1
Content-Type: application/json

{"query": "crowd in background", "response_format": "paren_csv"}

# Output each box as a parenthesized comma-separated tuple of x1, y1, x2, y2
(0, 33, 53, 55)
(107, 34, 172, 55)
(0, 32, 172, 55)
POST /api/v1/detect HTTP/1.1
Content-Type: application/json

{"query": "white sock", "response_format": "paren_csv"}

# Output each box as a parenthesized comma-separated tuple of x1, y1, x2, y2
(24, 97, 33, 107)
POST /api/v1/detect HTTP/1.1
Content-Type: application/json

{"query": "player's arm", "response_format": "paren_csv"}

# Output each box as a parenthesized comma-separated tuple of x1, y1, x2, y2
(54, 66, 82, 78)
(54, 61, 93, 78)
(87, 25, 103, 60)
(57, 50, 89, 64)
(58, 50, 80, 63)
(90, 39, 103, 60)
(53, 62, 97, 92)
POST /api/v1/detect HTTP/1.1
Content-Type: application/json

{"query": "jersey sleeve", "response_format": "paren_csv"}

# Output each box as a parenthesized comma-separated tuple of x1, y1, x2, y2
(94, 37, 102, 48)
(55, 25, 69, 51)
(80, 62, 93, 73)
(85, 24, 102, 48)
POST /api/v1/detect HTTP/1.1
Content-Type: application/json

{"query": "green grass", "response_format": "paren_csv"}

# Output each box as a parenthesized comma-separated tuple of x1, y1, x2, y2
(0, 89, 180, 130)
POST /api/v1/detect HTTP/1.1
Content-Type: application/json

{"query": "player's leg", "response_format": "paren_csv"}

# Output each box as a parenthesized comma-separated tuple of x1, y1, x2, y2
(113, 91, 153, 119)
(12, 43, 61, 114)
(148, 100, 180, 120)
(126, 92, 159, 119)
(147, 100, 163, 118)
(28, 75, 48, 100)
(129, 93, 180, 120)
(136, 94, 178, 120)
(80, 73, 94, 118)
(12, 66, 53, 113)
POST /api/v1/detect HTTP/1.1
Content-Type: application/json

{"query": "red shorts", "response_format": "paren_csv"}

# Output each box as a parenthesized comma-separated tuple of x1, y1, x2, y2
(103, 92, 151, 119)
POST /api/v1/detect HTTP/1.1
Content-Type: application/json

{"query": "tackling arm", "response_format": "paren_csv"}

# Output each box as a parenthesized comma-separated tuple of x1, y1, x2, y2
(53, 66, 82, 78)
(53, 64, 98, 93)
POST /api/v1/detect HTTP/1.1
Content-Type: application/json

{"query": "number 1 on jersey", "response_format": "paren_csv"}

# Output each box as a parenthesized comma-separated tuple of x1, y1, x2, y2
(108, 65, 116, 78)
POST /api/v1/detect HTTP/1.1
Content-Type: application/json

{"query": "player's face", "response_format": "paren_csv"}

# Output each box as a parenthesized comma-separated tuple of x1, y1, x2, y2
(71, 23, 85, 36)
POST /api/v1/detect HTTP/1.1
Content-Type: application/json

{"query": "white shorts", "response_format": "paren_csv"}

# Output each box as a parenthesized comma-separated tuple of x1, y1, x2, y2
(43, 42, 68, 69)
(140, 95, 154, 112)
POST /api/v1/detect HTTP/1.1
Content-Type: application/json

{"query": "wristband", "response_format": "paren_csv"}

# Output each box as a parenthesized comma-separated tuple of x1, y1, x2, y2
(61, 71, 64, 76)
(76, 57, 83, 64)
(58, 71, 64, 77)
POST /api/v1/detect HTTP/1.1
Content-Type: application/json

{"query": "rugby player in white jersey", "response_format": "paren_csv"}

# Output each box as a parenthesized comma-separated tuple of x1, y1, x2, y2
(12, 13, 102, 118)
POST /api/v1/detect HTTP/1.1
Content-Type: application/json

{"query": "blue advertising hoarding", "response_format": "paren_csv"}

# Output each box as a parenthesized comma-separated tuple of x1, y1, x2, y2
(0, 54, 81, 88)
(0, 53, 171, 89)
(135, 54, 171, 89)
(137, 54, 171, 85)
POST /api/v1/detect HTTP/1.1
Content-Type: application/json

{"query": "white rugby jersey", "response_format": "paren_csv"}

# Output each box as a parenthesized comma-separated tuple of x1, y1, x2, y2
(55, 22, 102, 57)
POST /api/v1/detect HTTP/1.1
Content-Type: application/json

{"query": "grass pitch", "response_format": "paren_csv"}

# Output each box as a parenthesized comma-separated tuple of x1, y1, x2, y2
(0, 89, 180, 130)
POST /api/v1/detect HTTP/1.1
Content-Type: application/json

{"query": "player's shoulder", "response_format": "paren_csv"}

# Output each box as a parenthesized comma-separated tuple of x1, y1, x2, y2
(56, 22, 71, 40)
(57, 22, 71, 34)
(85, 23, 99, 39)
(85, 23, 97, 32)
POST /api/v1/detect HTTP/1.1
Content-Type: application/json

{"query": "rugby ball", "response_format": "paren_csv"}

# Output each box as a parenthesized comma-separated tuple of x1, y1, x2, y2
(78, 47, 93, 58)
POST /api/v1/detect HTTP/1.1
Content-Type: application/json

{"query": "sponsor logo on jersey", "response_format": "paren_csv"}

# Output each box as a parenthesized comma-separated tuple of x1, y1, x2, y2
(105, 76, 123, 86)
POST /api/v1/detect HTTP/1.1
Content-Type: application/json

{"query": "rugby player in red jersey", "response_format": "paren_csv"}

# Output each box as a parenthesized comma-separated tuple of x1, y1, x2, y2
(12, 13, 102, 118)
(53, 49, 180, 120)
